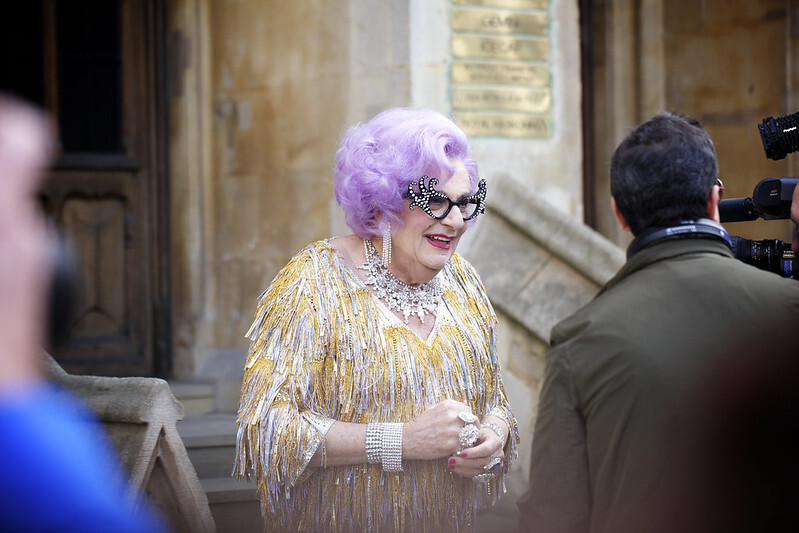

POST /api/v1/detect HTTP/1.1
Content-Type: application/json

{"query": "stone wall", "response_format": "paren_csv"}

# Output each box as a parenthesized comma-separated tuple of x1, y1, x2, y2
(169, 0, 588, 381)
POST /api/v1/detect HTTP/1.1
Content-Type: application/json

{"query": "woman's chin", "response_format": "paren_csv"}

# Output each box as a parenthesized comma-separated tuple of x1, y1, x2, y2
(421, 254, 453, 275)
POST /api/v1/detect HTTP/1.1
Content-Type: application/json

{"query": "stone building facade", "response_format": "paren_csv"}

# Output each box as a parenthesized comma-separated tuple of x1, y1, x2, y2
(164, 0, 799, 503)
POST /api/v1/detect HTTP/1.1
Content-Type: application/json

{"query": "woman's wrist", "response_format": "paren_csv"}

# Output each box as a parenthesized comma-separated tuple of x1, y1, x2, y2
(481, 418, 507, 448)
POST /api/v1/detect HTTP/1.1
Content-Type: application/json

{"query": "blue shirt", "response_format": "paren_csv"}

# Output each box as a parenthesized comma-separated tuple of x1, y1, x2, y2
(0, 382, 167, 532)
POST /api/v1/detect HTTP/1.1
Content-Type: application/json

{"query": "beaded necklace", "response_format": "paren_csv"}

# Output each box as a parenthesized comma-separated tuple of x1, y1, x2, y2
(360, 239, 442, 324)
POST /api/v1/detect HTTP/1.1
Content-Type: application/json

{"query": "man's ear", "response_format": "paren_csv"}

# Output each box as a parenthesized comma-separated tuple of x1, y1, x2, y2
(706, 184, 721, 223)
(611, 196, 631, 232)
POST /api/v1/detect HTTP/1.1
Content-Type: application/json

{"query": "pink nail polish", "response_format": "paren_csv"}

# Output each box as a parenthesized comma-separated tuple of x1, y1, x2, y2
(447, 463, 455, 470)
(448, 457, 456, 465)
(459, 452, 468, 458)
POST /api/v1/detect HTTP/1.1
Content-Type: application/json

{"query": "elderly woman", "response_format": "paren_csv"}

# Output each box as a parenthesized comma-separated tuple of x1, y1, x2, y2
(234, 107, 518, 532)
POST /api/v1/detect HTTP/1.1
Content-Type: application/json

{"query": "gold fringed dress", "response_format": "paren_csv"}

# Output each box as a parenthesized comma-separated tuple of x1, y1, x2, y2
(234, 240, 519, 532)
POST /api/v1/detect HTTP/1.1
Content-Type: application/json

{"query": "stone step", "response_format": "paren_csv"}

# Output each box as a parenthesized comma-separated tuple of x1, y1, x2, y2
(176, 412, 263, 531)
(177, 413, 238, 479)
(169, 381, 215, 416)
(202, 477, 261, 533)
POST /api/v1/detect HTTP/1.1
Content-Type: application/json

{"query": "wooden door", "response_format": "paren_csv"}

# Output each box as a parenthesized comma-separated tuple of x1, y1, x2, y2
(0, 0, 170, 377)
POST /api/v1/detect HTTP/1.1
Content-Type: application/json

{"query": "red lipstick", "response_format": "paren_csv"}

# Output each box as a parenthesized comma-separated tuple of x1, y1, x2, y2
(426, 234, 452, 250)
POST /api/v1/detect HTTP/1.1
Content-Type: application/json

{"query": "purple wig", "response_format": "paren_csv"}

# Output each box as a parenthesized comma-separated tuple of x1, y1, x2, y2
(334, 107, 480, 239)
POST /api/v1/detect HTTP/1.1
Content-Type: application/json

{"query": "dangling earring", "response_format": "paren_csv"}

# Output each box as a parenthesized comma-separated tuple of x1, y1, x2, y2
(382, 221, 392, 266)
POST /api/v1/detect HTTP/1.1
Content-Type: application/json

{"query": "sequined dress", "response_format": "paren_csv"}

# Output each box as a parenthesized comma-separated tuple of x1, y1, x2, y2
(234, 240, 518, 532)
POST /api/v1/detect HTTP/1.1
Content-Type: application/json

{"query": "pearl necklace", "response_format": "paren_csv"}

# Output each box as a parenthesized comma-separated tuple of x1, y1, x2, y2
(360, 239, 442, 324)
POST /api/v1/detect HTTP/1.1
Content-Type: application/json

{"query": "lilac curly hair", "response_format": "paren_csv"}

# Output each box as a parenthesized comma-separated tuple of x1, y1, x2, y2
(334, 107, 480, 239)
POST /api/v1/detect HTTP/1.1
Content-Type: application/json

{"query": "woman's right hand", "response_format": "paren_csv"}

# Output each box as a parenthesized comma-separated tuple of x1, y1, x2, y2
(402, 399, 477, 460)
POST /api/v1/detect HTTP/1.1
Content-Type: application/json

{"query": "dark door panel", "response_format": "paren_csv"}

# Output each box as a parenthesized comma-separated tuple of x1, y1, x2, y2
(1, 0, 169, 377)
(43, 165, 152, 374)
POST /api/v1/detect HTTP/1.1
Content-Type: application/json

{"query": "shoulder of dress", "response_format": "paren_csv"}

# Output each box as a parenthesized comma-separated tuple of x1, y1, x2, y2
(276, 240, 342, 276)
(293, 239, 334, 261)
(448, 251, 470, 267)
(245, 241, 340, 341)
(442, 253, 497, 324)
(445, 252, 480, 279)
(445, 253, 487, 291)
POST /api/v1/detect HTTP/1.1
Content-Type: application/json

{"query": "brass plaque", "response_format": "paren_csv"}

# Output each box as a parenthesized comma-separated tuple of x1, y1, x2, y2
(452, 35, 548, 61)
(452, 60, 549, 86)
(452, 8, 548, 36)
(453, 87, 550, 113)
(455, 112, 550, 138)
(452, 0, 548, 9)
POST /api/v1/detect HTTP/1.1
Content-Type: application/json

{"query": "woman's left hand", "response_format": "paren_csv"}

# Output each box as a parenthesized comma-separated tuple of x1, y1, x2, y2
(447, 425, 505, 479)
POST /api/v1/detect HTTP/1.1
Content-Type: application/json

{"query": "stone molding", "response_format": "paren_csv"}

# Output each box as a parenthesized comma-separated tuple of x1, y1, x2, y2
(465, 173, 625, 344)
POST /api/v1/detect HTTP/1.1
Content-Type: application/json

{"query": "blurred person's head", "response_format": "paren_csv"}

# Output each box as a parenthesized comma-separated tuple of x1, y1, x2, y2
(0, 94, 55, 384)
(610, 112, 720, 236)
(0, 94, 51, 216)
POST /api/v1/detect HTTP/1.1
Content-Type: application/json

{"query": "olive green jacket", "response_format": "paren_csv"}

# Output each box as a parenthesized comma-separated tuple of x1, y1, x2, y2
(518, 237, 799, 533)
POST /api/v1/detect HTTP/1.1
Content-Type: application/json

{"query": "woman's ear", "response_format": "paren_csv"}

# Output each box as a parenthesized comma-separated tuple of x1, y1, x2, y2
(611, 197, 631, 232)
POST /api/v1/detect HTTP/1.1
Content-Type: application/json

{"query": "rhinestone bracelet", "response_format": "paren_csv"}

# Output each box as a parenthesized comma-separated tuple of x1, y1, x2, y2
(365, 423, 382, 464)
(488, 406, 511, 430)
(381, 422, 404, 472)
(365, 422, 404, 471)
(482, 421, 506, 448)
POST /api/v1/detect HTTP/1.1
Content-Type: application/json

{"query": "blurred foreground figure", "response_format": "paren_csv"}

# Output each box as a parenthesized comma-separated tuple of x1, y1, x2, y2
(518, 112, 799, 533)
(0, 94, 166, 533)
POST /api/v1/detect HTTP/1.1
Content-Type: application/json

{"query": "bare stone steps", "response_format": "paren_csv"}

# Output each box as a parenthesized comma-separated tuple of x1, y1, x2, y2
(177, 413, 239, 479)
(202, 477, 261, 533)
(168, 381, 215, 416)
(175, 412, 262, 532)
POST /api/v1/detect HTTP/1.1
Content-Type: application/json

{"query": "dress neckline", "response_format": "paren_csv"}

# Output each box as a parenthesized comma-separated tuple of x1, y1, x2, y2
(322, 238, 445, 343)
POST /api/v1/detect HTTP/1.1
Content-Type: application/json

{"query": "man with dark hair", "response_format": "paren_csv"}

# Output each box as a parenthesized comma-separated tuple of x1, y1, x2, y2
(517, 112, 799, 533)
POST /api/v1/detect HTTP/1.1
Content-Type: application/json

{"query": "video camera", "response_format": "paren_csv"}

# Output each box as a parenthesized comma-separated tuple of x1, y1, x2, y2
(719, 112, 799, 279)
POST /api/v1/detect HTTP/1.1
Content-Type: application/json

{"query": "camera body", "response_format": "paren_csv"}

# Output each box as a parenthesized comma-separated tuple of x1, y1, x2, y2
(721, 178, 797, 278)
(719, 177, 797, 223)
(720, 112, 798, 279)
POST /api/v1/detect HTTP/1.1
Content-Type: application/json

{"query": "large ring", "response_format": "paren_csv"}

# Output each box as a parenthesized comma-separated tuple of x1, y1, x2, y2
(458, 424, 479, 448)
(458, 411, 478, 424)
(484, 457, 502, 473)
(473, 472, 495, 483)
